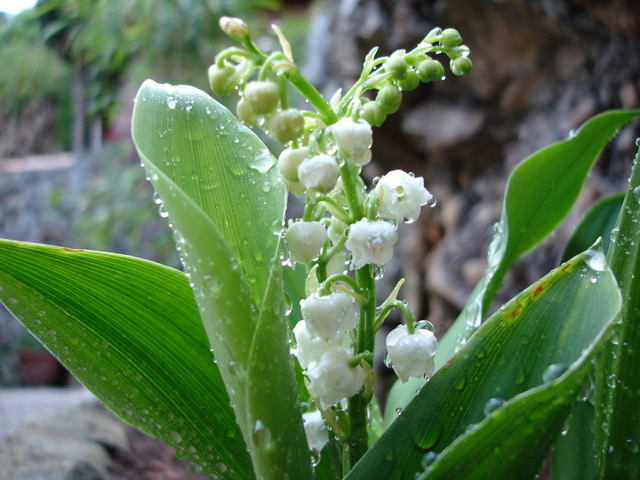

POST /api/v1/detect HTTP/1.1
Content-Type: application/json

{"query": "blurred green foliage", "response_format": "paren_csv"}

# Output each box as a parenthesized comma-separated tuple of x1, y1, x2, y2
(0, 12, 70, 109)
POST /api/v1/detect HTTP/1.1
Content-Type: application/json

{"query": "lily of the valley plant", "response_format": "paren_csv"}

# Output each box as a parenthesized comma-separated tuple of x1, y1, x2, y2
(1, 17, 639, 480)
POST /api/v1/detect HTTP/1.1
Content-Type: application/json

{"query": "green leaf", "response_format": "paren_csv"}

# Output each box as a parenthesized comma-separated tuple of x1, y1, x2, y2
(0, 240, 252, 480)
(131, 80, 312, 480)
(387, 110, 640, 417)
(550, 193, 625, 480)
(443, 109, 639, 357)
(595, 146, 640, 478)
(561, 192, 624, 262)
(551, 401, 596, 480)
(416, 333, 605, 480)
(350, 246, 621, 480)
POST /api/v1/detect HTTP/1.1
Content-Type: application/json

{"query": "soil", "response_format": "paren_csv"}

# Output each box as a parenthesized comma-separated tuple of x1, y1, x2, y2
(108, 427, 208, 480)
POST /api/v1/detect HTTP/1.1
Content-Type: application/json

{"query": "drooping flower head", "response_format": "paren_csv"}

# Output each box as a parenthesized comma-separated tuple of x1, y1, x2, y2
(300, 291, 358, 341)
(374, 169, 433, 223)
(293, 320, 351, 369)
(306, 346, 365, 408)
(385, 324, 438, 383)
(302, 410, 328, 452)
(285, 221, 327, 264)
(297, 154, 340, 195)
(345, 219, 398, 269)
(329, 118, 373, 165)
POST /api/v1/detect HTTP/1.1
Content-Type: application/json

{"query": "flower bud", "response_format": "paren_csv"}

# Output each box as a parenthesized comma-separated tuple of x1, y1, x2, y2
(345, 219, 398, 269)
(300, 291, 357, 341)
(268, 108, 305, 144)
(360, 101, 387, 127)
(244, 81, 280, 115)
(376, 85, 402, 114)
(440, 28, 462, 47)
(293, 320, 351, 369)
(302, 410, 328, 452)
(398, 68, 420, 91)
(327, 217, 348, 244)
(385, 324, 438, 383)
(326, 251, 347, 277)
(330, 118, 373, 159)
(208, 63, 238, 96)
(297, 154, 339, 195)
(417, 59, 444, 83)
(306, 346, 365, 408)
(450, 56, 473, 76)
(219, 16, 249, 41)
(236, 98, 258, 125)
(374, 169, 434, 223)
(385, 55, 408, 80)
(278, 147, 309, 183)
(285, 221, 327, 264)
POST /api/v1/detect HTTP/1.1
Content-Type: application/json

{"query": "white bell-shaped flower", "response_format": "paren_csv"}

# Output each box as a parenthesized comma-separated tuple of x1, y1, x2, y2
(285, 221, 327, 263)
(330, 118, 373, 165)
(302, 410, 328, 452)
(345, 219, 398, 269)
(374, 170, 433, 223)
(306, 346, 365, 409)
(297, 154, 339, 195)
(277, 147, 309, 183)
(293, 320, 351, 369)
(300, 292, 358, 341)
(385, 324, 438, 383)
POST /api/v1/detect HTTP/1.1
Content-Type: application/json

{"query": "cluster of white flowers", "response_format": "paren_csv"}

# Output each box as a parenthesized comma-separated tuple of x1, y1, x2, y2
(280, 111, 438, 451)
(280, 120, 433, 271)
(208, 17, 473, 458)
(293, 293, 365, 410)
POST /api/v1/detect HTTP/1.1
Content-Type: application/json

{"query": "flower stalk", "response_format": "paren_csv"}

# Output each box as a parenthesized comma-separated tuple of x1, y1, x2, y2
(206, 17, 472, 473)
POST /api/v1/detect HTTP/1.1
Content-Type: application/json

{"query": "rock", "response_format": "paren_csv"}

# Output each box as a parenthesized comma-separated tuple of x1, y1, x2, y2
(0, 391, 129, 480)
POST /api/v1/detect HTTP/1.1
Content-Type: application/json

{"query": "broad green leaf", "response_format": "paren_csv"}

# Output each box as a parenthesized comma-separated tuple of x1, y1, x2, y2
(561, 192, 624, 262)
(416, 326, 607, 480)
(350, 246, 621, 480)
(387, 110, 640, 417)
(132, 81, 312, 480)
(439, 109, 639, 362)
(132, 80, 285, 306)
(551, 401, 596, 480)
(0, 240, 252, 480)
(595, 146, 640, 478)
(549, 193, 624, 480)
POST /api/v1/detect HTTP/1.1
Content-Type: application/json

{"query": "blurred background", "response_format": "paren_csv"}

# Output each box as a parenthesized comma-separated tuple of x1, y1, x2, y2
(0, 0, 638, 390)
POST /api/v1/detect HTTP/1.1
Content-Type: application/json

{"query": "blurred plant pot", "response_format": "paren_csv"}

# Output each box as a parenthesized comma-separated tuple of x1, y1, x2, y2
(17, 347, 66, 386)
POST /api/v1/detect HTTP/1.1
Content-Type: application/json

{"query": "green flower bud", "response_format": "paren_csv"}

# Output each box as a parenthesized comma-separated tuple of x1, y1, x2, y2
(417, 59, 444, 83)
(441, 28, 462, 48)
(269, 108, 305, 144)
(398, 68, 420, 91)
(244, 81, 280, 115)
(219, 16, 249, 41)
(278, 147, 309, 183)
(385, 55, 408, 80)
(236, 98, 258, 125)
(450, 56, 473, 76)
(360, 101, 387, 127)
(376, 85, 402, 114)
(208, 63, 237, 96)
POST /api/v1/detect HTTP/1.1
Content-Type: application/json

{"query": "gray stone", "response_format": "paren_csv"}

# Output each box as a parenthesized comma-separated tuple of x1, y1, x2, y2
(0, 389, 130, 480)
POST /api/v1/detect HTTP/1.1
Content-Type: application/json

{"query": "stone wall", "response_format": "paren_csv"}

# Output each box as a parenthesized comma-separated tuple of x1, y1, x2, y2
(306, 0, 640, 332)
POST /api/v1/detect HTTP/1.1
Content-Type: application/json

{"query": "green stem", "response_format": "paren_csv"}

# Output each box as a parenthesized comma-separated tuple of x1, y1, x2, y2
(284, 69, 338, 125)
(347, 265, 376, 467)
(338, 161, 365, 221)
